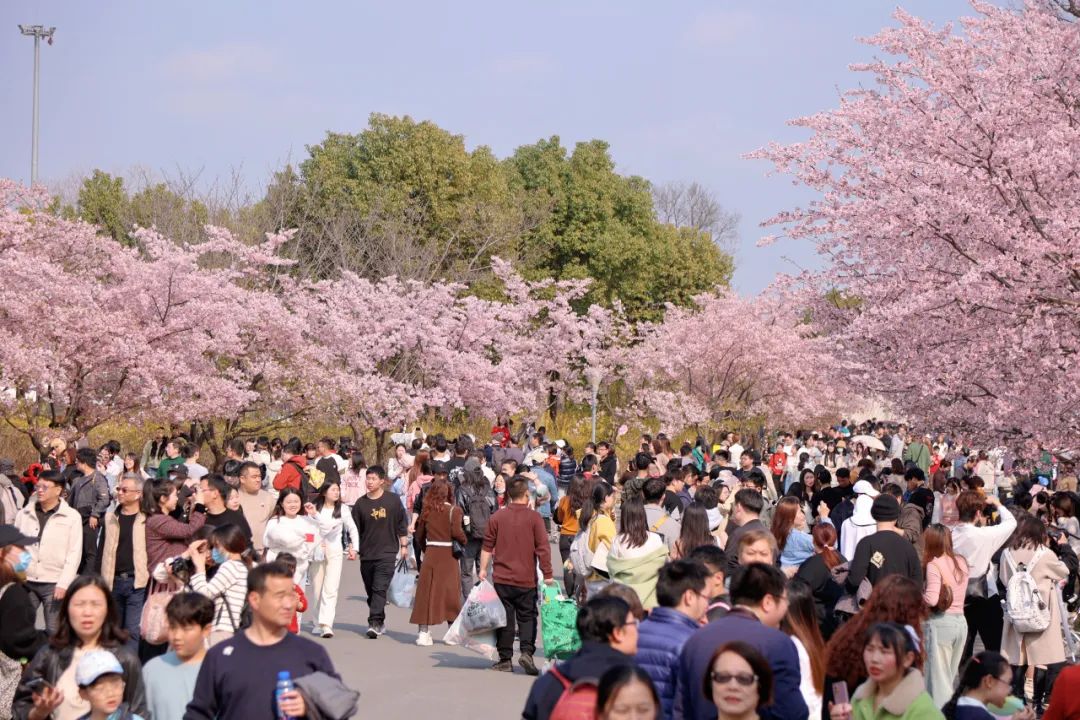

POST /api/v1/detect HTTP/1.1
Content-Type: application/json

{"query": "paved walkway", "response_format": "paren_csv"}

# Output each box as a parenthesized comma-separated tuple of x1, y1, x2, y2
(314, 548, 559, 718)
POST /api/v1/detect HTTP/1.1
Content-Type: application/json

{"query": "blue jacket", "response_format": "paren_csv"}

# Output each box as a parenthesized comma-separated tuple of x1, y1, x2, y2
(637, 607, 700, 720)
(673, 608, 808, 720)
(531, 465, 559, 519)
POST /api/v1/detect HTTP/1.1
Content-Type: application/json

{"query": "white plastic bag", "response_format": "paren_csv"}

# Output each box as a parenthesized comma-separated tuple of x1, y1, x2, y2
(388, 559, 416, 608)
(444, 611, 498, 661)
(460, 579, 507, 634)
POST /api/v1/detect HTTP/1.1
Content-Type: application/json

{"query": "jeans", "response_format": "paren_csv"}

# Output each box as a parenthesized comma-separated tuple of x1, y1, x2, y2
(925, 612, 968, 707)
(360, 558, 395, 627)
(25, 581, 61, 635)
(494, 582, 538, 661)
(311, 547, 344, 630)
(962, 595, 1003, 662)
(111, 575, 146, 651)
(459, 537, 483, 602)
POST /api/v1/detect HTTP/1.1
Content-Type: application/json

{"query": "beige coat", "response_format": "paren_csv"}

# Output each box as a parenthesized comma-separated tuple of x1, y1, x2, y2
(237, 489, 276, 552)
(13, 498, 83, 590)
(99, 510, 149, 590)
(999, 544, 1069, 665)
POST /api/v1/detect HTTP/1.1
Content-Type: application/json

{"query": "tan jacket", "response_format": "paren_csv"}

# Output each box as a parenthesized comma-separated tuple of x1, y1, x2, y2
(13, 498, 83, 590)
(99, 510, 149, 589)
(238, 489, 276, 552)
(1000, 545, 1069, 666)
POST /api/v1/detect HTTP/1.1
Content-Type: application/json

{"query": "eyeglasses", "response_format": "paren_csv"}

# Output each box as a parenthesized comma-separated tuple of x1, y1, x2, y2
(620, 618, 640, 629)
(711, 671, 757, 687)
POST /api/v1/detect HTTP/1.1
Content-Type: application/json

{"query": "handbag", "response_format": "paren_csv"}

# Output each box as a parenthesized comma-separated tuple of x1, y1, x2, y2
(449, 505, 464, 559)
(140, 578, 176, 645)
(965, 573, 988, 601)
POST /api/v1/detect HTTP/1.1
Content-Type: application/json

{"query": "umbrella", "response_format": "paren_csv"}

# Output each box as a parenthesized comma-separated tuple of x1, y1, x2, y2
(849, 434, 886, 452)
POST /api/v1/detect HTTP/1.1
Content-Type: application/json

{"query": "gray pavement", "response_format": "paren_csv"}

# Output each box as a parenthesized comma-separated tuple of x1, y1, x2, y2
(312, 546, 561, 719)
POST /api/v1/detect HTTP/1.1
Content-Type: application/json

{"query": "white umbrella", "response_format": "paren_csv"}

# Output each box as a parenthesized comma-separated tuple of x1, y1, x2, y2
(849, 434, 886, 452)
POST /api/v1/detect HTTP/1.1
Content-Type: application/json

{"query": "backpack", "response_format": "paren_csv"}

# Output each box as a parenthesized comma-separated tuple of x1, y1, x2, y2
(568, 527, 594, 577)
(1002, 547, 1051, 633)
(461, 486, 493, 540)
(548, 666, 599, 720)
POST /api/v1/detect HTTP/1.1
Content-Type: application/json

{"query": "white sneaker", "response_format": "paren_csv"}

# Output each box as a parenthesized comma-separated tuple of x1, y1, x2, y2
(415, 631, 433, 646)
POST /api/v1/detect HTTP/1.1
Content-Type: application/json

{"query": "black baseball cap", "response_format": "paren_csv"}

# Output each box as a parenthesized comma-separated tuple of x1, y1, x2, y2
(0, 525, 37, 547)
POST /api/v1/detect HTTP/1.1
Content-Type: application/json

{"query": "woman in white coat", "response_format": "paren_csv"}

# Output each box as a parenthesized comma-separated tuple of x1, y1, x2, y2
(308, 482, 359, 638)
(262, 487, 318, 585)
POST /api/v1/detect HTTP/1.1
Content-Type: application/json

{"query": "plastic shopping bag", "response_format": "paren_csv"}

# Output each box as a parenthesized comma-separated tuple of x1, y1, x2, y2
(460, 579, 507, 634)
(388, 559, 416, 608)
(540, 582, 581, 660)
(444, 600, 499, 661)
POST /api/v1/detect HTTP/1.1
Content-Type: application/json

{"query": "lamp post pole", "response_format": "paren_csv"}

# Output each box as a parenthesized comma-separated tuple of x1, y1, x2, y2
(587, 369, 603, 444)
(18, 24, 56, 186)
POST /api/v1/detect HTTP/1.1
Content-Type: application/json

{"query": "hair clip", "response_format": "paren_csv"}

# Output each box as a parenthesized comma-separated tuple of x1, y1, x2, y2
(903, 624, 922, 654)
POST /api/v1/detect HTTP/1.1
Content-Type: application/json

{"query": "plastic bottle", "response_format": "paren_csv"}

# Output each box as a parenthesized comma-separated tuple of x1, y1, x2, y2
(275, 671, 295, 720)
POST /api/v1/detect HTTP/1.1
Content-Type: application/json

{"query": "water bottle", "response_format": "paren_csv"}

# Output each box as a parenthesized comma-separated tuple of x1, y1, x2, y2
(275, 671, 295, 720)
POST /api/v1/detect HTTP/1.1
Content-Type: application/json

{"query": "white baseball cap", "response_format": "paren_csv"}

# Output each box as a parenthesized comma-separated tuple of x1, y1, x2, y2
(75, 650, 123, 687)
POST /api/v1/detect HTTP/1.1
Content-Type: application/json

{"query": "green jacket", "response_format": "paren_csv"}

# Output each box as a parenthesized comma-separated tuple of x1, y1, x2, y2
(605, 544, 668, 609)
(851, 670, 943, 720)
(902, 442, 931, 474)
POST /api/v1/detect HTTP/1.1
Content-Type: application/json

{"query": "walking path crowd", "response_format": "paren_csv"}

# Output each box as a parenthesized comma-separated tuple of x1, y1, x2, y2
(0, 420, 1078, 720)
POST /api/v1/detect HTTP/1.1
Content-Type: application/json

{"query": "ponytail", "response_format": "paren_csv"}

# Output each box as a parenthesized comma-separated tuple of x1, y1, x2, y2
(941, 651, 1010, 720)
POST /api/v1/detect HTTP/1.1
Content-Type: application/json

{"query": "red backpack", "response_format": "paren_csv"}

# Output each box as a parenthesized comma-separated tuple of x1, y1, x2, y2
(549, 666, 599, 720)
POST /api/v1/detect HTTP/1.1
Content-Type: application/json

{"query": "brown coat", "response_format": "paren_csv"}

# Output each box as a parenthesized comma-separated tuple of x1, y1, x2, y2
(99, 510, 149, 589)
(999, 545, 1069, 666)
(410, 502, 467, 626)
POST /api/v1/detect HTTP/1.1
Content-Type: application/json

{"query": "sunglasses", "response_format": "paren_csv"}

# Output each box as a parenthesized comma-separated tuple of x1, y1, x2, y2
(711, 672, 757, 687)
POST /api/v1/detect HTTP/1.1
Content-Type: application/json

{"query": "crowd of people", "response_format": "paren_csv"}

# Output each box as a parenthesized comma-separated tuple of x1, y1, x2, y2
(0, 420, 1077, 720)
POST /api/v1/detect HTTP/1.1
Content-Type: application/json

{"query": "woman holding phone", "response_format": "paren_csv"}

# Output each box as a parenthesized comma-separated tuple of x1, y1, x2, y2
(12, 574, 148, 720)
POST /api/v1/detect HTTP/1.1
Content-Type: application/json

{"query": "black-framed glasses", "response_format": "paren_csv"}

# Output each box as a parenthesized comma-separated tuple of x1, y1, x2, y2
(711, 671, 757, 687)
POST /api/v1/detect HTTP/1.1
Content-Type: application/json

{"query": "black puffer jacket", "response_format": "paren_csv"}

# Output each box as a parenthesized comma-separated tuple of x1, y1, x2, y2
(13, 643, 147, 720)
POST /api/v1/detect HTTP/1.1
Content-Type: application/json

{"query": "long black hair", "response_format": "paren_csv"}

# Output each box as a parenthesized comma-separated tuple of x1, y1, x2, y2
(618, 497, 649, 549)
(578, 481, 613, 532)
(942, 652, 1011, 720)
(51, 574, 129, 649)
(596, 665, 659, 718)
(314, 482, 342, 519)
(271, 487, 304, 519)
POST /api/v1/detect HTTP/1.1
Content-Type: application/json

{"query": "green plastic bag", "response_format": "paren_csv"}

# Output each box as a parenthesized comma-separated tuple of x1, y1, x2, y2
(540, 583, 581, 659)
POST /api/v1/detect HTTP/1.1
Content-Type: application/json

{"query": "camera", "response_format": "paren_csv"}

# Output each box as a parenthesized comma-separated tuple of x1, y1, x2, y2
(170, 556, 195, 580)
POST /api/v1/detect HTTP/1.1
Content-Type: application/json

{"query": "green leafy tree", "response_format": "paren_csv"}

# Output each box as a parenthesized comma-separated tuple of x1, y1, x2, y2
(507, 137, 733, 322)
(76, 170, 131, 245)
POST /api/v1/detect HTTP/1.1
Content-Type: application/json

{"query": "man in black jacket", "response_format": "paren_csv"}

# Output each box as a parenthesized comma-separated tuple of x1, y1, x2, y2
(69, 447, 111, 573)
(845, 494, 922, 593)
(521, 596, 637, 720)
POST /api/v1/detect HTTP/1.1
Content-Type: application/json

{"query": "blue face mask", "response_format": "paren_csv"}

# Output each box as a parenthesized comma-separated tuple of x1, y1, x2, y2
(13, 550, 32, 574)
(211, 548, 226, 565)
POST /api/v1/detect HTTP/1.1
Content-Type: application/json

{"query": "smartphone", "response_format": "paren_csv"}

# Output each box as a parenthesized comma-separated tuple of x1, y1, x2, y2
(25, 677, 52, 694)
(832, 681, 849, 706)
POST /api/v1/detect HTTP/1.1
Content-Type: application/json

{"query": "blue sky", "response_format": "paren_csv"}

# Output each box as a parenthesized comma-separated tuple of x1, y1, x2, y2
(1, 1, 982, 293)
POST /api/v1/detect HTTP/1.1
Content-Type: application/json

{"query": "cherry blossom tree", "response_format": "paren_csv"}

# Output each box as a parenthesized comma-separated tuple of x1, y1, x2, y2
(749, 1, 1080, 448)
(290, 258, 616, 459)
(0, 179, 302, 456)
(616, 289, 852, 435)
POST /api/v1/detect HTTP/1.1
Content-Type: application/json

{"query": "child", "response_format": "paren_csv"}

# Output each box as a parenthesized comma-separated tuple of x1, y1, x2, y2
(75, 650, 144, 720)
(941, 651, 1034, 720)
(141, 592, 213, 720)
(829, 622, 943, 720)
(277, 552, 308, 633)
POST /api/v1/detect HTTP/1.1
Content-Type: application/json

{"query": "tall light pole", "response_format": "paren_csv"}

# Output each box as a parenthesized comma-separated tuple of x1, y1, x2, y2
(586, 368, 604, 444)
(18, 24, 55, 186)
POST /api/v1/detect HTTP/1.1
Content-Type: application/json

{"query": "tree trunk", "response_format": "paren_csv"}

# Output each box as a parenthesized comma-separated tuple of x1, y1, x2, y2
(372, 428, 388, 465)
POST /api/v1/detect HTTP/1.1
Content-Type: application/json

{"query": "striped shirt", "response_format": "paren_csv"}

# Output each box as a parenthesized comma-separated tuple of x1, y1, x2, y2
(190, 559, 249, 633)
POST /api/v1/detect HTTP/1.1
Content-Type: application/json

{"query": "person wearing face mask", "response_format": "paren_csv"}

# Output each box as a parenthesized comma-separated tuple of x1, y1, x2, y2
(185, 524, 253, 646)
(0, 525, 49, 712)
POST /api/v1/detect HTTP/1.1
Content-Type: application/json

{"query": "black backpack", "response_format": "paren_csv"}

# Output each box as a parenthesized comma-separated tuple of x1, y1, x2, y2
(461, 486, 493, 540)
